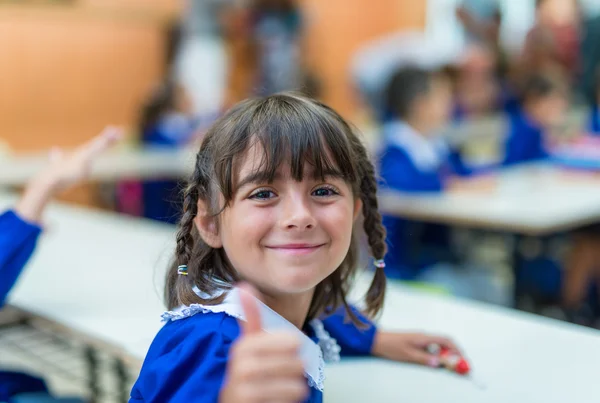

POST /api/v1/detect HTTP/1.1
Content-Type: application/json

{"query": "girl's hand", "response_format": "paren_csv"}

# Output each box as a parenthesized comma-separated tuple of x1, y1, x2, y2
(220, 285, 308, 403)
(38, 126, 122, 192)
(15, 127, 122, 223)
(372, 331, 461, 368)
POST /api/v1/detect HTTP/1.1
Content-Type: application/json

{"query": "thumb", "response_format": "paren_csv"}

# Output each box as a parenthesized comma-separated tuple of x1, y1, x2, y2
(238, 283, 262, 335)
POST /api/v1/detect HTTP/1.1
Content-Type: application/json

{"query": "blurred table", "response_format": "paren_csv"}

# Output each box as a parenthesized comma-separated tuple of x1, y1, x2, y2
(379, 163, 600, 236)
(0, 148, 195, 186)
(1, 194, 599, 402)
(326, 280, 600, 403)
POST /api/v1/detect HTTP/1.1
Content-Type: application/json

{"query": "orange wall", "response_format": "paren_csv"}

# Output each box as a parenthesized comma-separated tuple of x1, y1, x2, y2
(302, 0, 426, 118)
(0, 0, 423, 151)
(0, 2, 180, 151)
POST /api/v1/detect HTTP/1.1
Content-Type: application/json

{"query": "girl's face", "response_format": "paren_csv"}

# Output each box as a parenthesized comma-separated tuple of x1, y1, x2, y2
(216, 144, 361, 298)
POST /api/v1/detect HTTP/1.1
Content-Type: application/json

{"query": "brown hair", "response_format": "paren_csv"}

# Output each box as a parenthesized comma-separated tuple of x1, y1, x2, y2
(165, 92, 387, 324)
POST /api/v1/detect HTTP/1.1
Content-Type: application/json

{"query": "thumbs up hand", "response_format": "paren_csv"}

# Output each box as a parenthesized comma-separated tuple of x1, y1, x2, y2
(219, 284, 308, 403)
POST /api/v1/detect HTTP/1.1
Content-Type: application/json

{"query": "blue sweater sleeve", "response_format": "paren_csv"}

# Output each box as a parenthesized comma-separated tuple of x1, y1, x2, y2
(0, 210, 42, 305)
(447, 148, 474, 177)
(130, 313, 238, 403)
(321, 305, 377, 356)
(502, 115, 548, 166)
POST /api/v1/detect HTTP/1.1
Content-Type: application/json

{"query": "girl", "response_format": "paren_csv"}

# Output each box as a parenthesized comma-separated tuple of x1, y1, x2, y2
(130, 93, 460, 402)
(0, 127, 120, 401)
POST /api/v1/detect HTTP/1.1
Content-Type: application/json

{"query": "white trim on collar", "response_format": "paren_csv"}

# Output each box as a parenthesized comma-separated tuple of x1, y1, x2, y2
(384, 120, 449, 172)
(161, 287, 340, 391)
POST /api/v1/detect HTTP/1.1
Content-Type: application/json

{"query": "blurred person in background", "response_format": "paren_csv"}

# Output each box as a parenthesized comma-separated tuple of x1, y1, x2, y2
(378, 67, 508, 305)
(222, 0, 317, 106)
(502, 72, 600, 326)
(456, 0, 502, 48)
(502, 72, 569, 166)
(136, 78, 200, 224)
(450, 43, 504, 121)
(0, 129, 120, 402)
(175, 0, 230, 118)
(580, 10, 600, 105)
(587, 67, 600, 134)
(517, 0, 581, 85)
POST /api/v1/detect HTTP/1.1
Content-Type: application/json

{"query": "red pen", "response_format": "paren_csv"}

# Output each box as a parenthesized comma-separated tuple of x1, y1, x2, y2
(427, 343, 486, 389)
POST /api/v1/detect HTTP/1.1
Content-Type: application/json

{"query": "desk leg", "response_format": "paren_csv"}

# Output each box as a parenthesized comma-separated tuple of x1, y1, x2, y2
(84, 346, 100, 403)
(114, 358, 129, 403)
(511, 234, 524, 309)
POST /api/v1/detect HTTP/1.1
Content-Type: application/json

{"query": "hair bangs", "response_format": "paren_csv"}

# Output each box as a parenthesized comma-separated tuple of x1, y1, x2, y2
(247, 94, 358, 186)
(209, 94, 360, 207)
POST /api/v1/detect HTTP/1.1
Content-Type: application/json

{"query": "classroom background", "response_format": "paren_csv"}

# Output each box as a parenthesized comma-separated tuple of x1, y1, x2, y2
(1, 0, 600, 402)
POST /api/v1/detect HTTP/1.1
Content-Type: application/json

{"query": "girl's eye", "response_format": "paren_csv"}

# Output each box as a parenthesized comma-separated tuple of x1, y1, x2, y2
(312, 186, 339, 197)
(249, 189, 276, 200)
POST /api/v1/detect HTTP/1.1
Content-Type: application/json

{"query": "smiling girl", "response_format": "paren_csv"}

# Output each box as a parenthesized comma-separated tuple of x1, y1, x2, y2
(130, 93, 461, 403)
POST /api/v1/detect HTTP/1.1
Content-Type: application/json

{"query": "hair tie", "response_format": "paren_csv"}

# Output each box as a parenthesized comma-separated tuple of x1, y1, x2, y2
(177, 265, 189, 276)
(373, 259, 386, 269)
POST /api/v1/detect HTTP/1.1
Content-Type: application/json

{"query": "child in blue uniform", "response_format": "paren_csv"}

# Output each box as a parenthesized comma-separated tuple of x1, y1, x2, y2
(0, 128, 120, 401)
(138, 79, 200, 224)
(131, 93, 462, 402)
(378, 67, 507, 304)
(588, 68, 600, 135)
(502, 73, 568, 166)
(501, 73, 600, 323)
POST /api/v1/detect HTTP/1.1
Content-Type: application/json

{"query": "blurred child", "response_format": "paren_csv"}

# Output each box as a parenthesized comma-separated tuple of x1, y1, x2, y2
(502, 73, 600, 324)
(588, 67, 600, 135)
(0, 128, 120, 402)
(502, 72, 568, 166)
(379, 67, 508, 305)
(137, 79, 199, 224)
(451, 44, 503, 121)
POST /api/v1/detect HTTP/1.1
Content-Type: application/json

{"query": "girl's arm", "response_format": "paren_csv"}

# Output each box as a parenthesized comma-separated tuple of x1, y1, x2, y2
(15, 127, 121, 223)
(0, 128, 121, 304)
(0, 211, 42, 304)
(322, 305, 460, 368)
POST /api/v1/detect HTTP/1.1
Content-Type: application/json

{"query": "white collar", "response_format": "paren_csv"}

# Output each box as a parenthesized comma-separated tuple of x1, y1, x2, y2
(161, 287, 341, 391)
(384, 120, 448, 171)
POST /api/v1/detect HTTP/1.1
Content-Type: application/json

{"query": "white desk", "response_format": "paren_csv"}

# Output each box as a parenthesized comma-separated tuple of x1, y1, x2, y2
(0, 148, 195, 186)
(326, 279, 600, 403)
(379, 163, 600, 236)
(2, 196, 599, 403)
(0, 194, 175, 361)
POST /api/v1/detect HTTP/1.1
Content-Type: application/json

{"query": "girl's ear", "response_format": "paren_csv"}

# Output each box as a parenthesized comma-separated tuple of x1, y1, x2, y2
(353, 198, 363, 222)
(194, 198, 223, 248)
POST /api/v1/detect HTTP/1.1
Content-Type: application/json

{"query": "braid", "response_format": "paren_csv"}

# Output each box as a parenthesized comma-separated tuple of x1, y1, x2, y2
(176, 172, 201, 266)
(354, 137, 387, 318)
(165, 156, 203, 308)
(317, 103, 388, 319)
